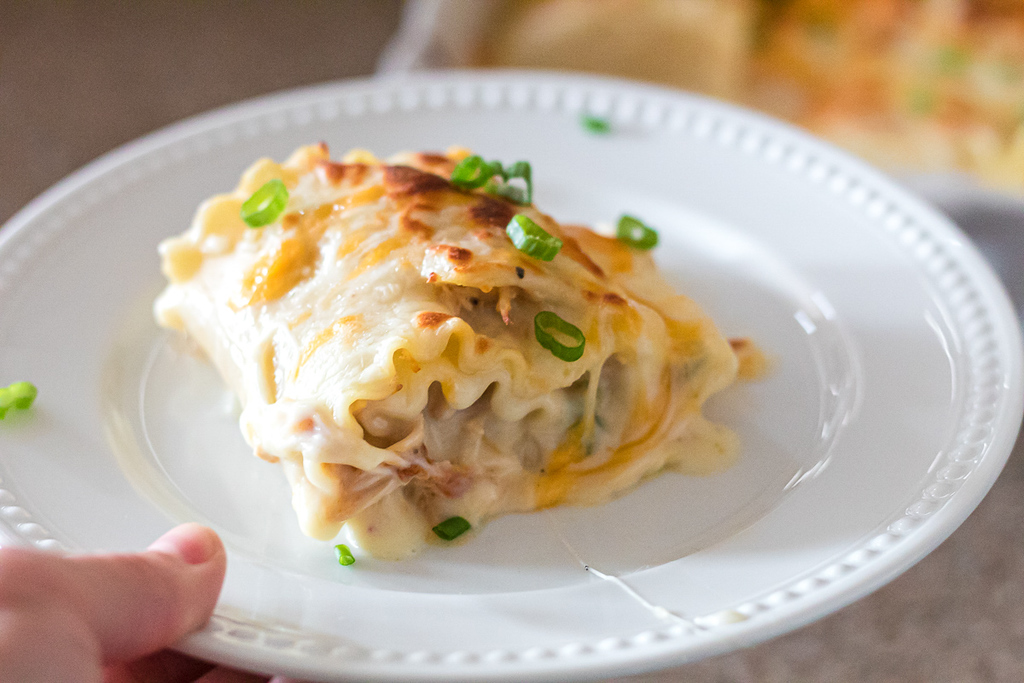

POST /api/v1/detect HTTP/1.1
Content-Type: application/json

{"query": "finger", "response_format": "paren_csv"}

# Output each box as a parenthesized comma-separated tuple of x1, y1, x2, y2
(64, 523, 227, 662)
(104, 649, 216, 683)
(0, 599, 99, 682)
(195, 666, 271, 682)
(0, 525, 224, 681)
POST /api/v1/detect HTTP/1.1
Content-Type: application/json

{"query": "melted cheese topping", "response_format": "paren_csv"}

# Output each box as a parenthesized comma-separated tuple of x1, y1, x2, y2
(155, 144, 742, 559)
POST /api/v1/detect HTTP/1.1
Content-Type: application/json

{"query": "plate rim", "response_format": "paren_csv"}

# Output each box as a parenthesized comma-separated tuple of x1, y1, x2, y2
(1, 69, 1022, 681)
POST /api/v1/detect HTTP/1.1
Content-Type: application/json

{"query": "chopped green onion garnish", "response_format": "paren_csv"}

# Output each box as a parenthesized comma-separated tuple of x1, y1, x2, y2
(432, 516, 471, 541)
(334, 544, 355, 566)
(506, 214, 562, 261)
(7, 382, 37, 410)
(535, 311, 586, 362)
(503, 161, 532, 205)
(485, 178, 525, 204)
(485, 160, 532, 205)
(451, 155, 503, 190)
(580, 114, 611, 134)
(451, 156, 533, 205)
(0, 382, 37, 419)
(616, 215, 659, 250)
(241, 179, 289, 228)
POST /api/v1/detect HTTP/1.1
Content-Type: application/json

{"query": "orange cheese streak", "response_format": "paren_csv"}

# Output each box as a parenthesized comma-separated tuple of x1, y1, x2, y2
(295, 315, 364, 378)
(348, 235, 411, 280)
(240, 185, 388, 307)
(241, 237, 317, 307)
(535, 369, 676, 509)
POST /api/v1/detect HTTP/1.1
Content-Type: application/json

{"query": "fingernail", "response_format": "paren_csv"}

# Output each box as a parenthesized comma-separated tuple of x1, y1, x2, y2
(148, 523, 222, 565)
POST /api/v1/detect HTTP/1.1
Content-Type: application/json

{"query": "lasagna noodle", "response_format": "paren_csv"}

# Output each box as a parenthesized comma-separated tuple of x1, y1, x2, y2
(155, 144, 741, 558)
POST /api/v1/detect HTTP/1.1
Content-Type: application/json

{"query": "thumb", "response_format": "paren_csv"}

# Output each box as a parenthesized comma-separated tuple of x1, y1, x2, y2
(64, 523, 227, 662)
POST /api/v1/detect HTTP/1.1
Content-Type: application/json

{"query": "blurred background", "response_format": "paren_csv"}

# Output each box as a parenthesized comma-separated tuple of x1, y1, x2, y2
(3, 1, 1023, 681)
(391, 0, 1024, 191)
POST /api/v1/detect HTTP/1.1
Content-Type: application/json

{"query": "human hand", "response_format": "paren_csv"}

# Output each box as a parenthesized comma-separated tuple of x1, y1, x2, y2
(0, 523, 282, 682)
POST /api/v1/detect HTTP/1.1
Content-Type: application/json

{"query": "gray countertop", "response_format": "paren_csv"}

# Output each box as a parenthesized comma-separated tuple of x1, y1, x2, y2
(3, 2, 1022, 681)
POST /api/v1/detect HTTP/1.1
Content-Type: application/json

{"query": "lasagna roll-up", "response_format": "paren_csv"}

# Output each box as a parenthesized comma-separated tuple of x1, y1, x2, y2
(155, 144, 741, 558)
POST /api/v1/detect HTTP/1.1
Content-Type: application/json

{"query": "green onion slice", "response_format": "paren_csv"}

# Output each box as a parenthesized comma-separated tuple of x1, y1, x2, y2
(0, 382, 37, 419)
(241, 179, 289, 228)
(535, 311, 586, 361)
(451, 157, 533, 205)
(494, 160, 532, 205)
(616, 215, 659, 250)
(506, 214, 562, 261)
(432, 516, 471, 541)
(334, 544, 356, 566)
(451, 155, 500, 189)
(7, 382, 37, 410)
(504, 160, 531, 178)
(580, 114, 611, 134)
(485, 179, 527, 205)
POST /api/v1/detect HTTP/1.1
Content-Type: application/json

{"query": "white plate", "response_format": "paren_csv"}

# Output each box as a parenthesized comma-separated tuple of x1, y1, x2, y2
(0, 71, 1021, 682)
